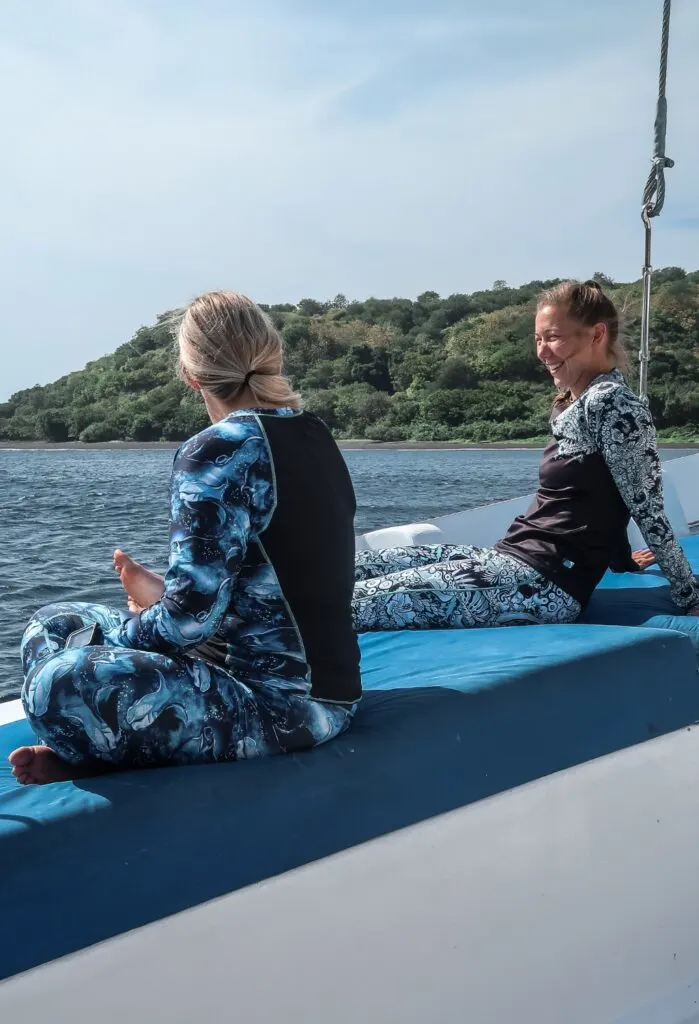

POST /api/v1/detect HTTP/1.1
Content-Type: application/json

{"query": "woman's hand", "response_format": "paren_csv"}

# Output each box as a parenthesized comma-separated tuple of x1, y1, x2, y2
(632, 548, 656, 570)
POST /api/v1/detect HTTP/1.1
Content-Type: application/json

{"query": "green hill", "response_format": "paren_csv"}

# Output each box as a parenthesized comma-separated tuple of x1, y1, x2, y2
(2, 268, 699, 444)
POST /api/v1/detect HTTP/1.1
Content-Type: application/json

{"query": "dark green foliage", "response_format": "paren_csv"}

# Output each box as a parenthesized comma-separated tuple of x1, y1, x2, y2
(37, 411, 71, 442)
(3, 271, 699, 443)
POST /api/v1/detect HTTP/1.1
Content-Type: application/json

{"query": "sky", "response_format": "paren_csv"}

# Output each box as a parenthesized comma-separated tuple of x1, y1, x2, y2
(1, 0, 698, 399)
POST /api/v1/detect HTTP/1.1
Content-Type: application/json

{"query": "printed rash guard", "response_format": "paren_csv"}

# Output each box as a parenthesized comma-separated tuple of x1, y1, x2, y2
(496, 369, 699, 610)
(106, 408, 361, 705)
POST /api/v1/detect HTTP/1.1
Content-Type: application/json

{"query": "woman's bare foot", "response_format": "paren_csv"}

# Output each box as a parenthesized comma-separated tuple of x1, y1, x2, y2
(9, 745, 104, 785)
(113, 549, 164, 611)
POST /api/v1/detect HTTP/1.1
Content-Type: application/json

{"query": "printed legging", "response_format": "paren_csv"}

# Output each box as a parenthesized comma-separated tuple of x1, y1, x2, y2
(352, 543, 581, 632)
(20, 603, 353, 769)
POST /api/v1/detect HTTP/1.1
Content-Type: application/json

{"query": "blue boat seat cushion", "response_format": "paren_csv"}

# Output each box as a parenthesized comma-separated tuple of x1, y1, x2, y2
(1, 622, 698, 981)
(583, 535, 699, 652)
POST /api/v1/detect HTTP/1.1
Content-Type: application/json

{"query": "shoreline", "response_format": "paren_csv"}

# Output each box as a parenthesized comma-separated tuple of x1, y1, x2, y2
(3, 439, 699, 452)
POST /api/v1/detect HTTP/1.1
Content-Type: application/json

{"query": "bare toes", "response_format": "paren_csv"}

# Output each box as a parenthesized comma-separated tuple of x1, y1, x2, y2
(9, 746, 35, 768)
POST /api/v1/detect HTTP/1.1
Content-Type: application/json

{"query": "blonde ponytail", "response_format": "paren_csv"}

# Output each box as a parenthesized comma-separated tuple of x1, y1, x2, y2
(176, 291, 301, 409)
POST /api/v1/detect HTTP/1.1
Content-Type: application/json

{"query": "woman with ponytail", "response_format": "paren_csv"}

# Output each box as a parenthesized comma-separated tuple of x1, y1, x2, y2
(352, 280, 699, 632)
(11, 292, 360, 784)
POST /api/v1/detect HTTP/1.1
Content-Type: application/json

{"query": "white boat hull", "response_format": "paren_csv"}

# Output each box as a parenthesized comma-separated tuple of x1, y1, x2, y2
(2, 725, 699, 1023)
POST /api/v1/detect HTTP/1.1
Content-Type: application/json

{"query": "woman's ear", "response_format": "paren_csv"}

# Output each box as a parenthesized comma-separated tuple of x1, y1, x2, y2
(591, 322, 607, 348)
(183, 370, 202, 391)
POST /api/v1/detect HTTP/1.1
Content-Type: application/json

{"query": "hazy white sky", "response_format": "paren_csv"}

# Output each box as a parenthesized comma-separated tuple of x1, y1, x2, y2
(1, 0, 697, 399)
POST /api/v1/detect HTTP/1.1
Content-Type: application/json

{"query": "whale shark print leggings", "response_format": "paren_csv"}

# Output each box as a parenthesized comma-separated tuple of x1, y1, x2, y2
(352, 544, 581, 632)
(20, 603, 353, 769)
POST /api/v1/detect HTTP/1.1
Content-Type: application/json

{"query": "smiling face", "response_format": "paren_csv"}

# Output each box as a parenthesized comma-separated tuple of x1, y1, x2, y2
(535, 304, 611, 398)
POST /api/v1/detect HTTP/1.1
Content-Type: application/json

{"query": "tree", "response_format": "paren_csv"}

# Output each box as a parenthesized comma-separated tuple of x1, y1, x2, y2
(416, 291, 441, 313)
(435, 357, 477, 391)
(131, 415, 160, 441)
(421, 390, 471, 427)
(37, 411, 71, 442)
(281, 319, 311, 346)
(303, 389, 338, 430)
(302, 360, 338, 390)
(79, 422, 121, 443)
(297, 298, 326, 316)
(654, 267, 686, 284)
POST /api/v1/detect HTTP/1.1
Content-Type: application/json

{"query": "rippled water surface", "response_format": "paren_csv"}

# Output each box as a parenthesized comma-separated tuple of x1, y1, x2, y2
(1, 447, 694, 700)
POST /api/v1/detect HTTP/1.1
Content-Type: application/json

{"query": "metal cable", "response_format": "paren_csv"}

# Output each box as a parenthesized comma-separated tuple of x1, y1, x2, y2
(642, 0, 674, 219)
(639, 0, 673, 398)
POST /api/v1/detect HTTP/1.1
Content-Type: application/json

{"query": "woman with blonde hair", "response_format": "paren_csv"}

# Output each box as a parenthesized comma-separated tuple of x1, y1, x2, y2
(10, 291, 361, 785)
(352, 280, 699, 630)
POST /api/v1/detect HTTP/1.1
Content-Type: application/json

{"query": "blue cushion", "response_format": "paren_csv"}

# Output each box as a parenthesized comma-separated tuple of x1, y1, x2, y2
(597, 534, 699, 589)
(583, 535, 699, 652)
(1, 623, 697, 981)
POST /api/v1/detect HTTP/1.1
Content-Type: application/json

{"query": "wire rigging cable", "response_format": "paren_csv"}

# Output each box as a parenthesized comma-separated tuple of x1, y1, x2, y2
(639, 0, 674, 399)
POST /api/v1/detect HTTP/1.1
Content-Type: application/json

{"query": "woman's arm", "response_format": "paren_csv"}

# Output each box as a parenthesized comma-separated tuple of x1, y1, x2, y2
(585, 383, 699, 610)
(607, 531, 642, 573)
(606, 532, 657, 573)
(106, 418, 274, 653)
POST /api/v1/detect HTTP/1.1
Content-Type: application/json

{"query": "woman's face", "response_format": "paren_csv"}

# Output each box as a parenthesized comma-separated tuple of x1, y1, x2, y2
(535, 304, 607, 396)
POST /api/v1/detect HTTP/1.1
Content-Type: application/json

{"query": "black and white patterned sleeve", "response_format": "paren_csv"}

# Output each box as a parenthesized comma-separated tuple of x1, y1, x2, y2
(585, 381, 699, 611)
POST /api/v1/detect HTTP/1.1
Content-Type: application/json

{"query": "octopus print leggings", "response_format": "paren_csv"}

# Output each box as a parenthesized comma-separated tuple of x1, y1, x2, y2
(352, 544, 581, 632)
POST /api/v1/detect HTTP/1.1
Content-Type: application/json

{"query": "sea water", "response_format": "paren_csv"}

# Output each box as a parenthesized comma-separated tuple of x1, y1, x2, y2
(0, 447, 693, 700)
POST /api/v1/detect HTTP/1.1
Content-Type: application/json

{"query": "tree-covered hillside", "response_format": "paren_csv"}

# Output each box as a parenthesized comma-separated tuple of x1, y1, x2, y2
(2, 268, 698, 444)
